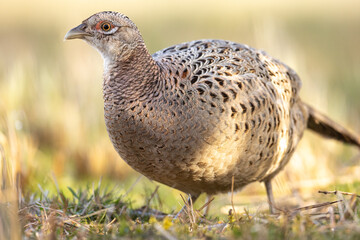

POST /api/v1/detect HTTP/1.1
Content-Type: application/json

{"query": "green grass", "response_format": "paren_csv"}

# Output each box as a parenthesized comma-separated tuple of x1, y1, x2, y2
(15, 180, 360, 239)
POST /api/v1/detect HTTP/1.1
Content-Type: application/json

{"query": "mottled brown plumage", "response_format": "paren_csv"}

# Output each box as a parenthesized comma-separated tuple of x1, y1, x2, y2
(65, 11, 360, 212)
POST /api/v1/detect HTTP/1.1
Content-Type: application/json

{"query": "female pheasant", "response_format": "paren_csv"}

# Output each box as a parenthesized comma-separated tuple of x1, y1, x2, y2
(65, 11, 360, 213)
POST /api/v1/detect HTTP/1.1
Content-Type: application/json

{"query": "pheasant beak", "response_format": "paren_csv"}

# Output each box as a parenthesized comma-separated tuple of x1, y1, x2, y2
(64, 23, 92, 40)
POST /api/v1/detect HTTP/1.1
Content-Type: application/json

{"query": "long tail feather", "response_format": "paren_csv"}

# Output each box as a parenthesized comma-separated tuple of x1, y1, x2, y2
(304, 103, 360, 147)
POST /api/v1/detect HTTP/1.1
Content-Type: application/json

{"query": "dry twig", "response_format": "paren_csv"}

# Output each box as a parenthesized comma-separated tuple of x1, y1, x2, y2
(318, 190, 360, 198)
(141, 185, 160, 217)
(230, 175, 238, 221)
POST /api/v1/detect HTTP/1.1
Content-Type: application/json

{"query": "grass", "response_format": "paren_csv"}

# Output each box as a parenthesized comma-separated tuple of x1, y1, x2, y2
(0, 0, 360, 238)
(14, 180, 360, 239)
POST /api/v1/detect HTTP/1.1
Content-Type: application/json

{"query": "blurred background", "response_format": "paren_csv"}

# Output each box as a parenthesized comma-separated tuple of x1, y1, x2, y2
(1, 0, 360, 218)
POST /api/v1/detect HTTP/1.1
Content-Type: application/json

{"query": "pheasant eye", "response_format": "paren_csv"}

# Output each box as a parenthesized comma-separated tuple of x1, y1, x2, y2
(101, 22, 112, 31)
(95, 21, 118, 35)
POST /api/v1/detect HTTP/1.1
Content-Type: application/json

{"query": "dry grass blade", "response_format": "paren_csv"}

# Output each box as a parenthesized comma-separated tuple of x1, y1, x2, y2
(243, 207, 252, 221)
(141, 185, 159, 217)
(178, 194, 197, 224)
(63, 218, 85, 229)
(345, 195, 359, 222)
(318, 190, 360, 198)
(106, 217, 117, 229)
(290, 200, 341, 215)
(178, 194, 189, 222)
(336, 192, 360, 222)
(328, 207, 335, 231)
(188, 195, 196, 225)
(336, 193, 345, 221)
(180, 194, 188, 208)
(230, 175, 238, 221)
(124, 175, 143, 197)
(0, 144, 21, 240)
(72, 207, 115, 220)
(197, 196, 215, 213)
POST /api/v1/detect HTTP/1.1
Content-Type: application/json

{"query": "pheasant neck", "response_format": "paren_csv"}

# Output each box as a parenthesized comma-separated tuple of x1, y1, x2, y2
(102, 42, 162, 106)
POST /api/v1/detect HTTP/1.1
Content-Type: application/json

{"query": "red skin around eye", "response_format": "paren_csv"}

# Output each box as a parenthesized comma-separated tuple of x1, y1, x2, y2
(95, 21, 114, 30)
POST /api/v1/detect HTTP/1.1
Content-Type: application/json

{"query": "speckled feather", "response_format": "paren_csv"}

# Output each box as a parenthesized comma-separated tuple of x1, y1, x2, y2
(67, 11, 360, 199)
(103, 39, 309, 195)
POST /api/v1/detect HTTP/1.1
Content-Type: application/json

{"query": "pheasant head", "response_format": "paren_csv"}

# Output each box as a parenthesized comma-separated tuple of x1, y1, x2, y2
(64, 11, 143, 62)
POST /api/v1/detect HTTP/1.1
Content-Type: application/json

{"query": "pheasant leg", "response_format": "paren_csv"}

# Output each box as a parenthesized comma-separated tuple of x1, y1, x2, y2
(264, 180, 276, 214)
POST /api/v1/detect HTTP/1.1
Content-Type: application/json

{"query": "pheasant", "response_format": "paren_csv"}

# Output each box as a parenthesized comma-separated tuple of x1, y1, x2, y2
(65, 11, 360, 214)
